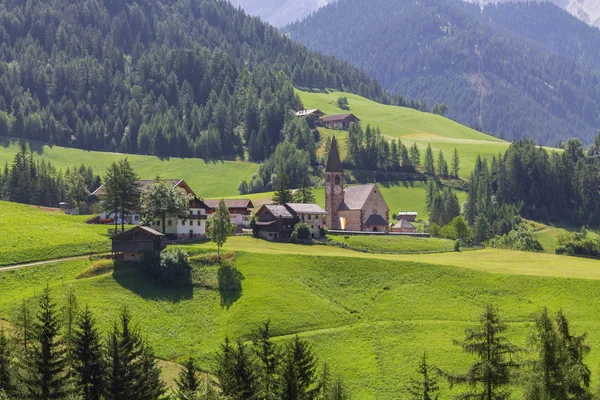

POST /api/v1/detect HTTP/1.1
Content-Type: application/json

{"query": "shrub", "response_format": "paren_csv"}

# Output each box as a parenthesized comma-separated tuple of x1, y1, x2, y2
(76, 259, 114, 279)
(488, 223, 544, 252)
(428, 223, 441, 238)
(454, 240, 461, 252)
(294, 222, 312, 240)
(143, 248, 192, 285)
(190, 252, 236, 266)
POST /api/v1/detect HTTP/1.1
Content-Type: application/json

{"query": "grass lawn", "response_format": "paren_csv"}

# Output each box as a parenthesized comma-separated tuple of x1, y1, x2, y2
(0, 138, 259, 198)
(298, 89, 510, 178)
(326, 234, 455, 253)
(535, 225, 599, 253)
(3, 238, 600, 398)
(0, 201, 111, 266)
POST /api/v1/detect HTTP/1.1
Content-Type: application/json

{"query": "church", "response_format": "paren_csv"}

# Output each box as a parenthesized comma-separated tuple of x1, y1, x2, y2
(325, 137, 390, 232)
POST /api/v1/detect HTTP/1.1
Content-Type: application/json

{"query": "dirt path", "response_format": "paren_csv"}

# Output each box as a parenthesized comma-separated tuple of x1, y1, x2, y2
(0, 255, 92, 273)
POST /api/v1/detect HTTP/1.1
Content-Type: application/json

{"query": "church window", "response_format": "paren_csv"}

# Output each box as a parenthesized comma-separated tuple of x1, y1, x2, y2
(335, 175, 340, 185)
(326, 175, 331, 183)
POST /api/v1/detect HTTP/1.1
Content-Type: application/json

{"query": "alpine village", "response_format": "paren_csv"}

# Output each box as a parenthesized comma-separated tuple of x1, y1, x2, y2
(2, 1, 600, 399)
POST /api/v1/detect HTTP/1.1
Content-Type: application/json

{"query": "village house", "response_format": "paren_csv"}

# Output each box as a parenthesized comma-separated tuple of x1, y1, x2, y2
(254, 203, 327, 241)
(111, 225, 165, 262)
(92, 179, 209, 238)
(204, 199, 254, 229)
(392, 219, 417, 233)
(325, 137, 390, 232)
(295, 109, 326, 126)
(322, 114, 360, 130)
(398, 212, 418, 222)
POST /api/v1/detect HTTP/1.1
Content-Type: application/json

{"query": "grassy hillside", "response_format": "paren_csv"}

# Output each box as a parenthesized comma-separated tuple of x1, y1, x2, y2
(0, 139, 259, 198)
(299, 89, 510, 177)
(0, 201, 110, 266)
(2, 238, 600, 399)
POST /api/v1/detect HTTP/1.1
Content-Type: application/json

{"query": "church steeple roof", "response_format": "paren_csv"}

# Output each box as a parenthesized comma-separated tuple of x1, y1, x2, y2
(326, 136, 342, 173)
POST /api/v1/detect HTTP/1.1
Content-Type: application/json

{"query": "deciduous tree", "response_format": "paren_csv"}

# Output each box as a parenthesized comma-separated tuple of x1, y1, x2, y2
(140, 177, 193, 234)
(209, 199, 234, 260)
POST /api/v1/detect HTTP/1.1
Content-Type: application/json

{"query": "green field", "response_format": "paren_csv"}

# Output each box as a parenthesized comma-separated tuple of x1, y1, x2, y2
(0, 201, 111, 266)
(326, 234, 455, 253)
(0, 138, 259, 198)
(299, 89, 510, 178)
(3, 237, 600, 398)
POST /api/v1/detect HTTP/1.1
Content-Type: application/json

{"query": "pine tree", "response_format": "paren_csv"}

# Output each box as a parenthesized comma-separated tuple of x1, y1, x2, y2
(425, 181, 437, 212)
(175, 358, 201, 400)
(437, 151, 448, 178)
(280, 336, 317, 400)
(72, 306, 105, 400)
(293, 177, 316, 204)
(137, 344, 166, 400)
(253, 321, 280, 400)
(103, 158, 139, 232)
(232, 339, 257, 400)
(62, 285, 79, 347)
(410, 143, 421, 169)
(407, 352, 439, 400)
(215, 337, 237, 397)
(0, 328, 14, 397)
(20, 286, 71, 400)
(424, 145, 435, 175)
(451, 148, 460, 178)
(272, 170, 293, 205)
(439, 305, 520, 400)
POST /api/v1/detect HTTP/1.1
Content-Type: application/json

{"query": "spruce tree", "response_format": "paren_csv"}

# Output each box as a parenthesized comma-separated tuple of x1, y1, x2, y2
(439, 305, 520, 400)
(272, 170, 293, 205)
(232, 339, 257, 400)
(103, 158, 139, 232)
(72, 306, 105, 400)
(253, 321, 280, 400)
(407, 352, 438, 400)
(280, 336, 317, 400)
(137, 344, 166, 400)
(451, 148, 460, 178)
(215, 337, 237, 397)
(410, 143, 421, 169)
(0, 328, 14, 397)
(437, 151, 448, 178)
(175, 358, 201, 400)
(20, 286, 71, 400)
(424, 145, 435, 175)
(62, 285, 79, 347)
(293, 178, 316, 204)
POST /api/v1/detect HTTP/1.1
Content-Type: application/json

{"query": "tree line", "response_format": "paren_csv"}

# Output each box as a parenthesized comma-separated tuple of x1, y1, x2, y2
(0, 287, 349, 400)
(0, 143, 101, 207)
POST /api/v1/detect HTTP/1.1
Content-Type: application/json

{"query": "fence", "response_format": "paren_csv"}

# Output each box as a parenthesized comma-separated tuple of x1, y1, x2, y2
(318, 239, 485, 255)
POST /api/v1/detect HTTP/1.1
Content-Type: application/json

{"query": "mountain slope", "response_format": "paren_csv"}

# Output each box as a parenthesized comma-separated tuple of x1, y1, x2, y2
(469, 0, 600, 28)
(0, 0, 384, 160)
(286, 0, 600, 145)
(229, 0, 329, 27)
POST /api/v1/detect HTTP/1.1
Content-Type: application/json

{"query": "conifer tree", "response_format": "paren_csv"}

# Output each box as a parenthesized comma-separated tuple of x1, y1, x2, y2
(253, 321, 280, 400)
(20, 286, 71, 400)
(407, 352, 438, 400)
(175, 358, 201, 400)
(72, 306, 104, 400)
(451, 148, 460, 178)
(0, 328, 14, 397)
(62, 285, 79, 347)
(293, 177, 315, 204)
(103, 158, 139, 232)
(410, 143, 421, 169)
(439, 305, 520, 400)
(137, 344, 166, 400)
(216, 337, 237, 397)
(232, 339, 257, 400)
(272, 170, 293, 205)
(437, 151, 448, 178)
(280, 336, 317, 400)
(13, 300, 33, 353)
(424, 145, 435, 175)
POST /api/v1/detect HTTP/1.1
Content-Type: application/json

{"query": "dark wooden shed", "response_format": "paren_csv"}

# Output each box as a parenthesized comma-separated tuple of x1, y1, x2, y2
(112, 226, 165, 261)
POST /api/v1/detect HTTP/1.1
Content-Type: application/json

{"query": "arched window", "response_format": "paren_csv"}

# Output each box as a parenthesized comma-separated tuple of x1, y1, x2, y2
(326, 175, 331, 184)
(335, 175, 340, 185)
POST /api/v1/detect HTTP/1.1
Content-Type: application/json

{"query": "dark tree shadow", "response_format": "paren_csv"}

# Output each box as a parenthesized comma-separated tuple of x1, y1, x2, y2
(218, 263, 244, 309)
(112, 264, 193, 302)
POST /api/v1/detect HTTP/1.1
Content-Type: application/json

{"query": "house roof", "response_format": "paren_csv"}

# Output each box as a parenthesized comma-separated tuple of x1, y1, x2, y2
(365, 214, 388, 227)
(322, 113, 360, 123)
(286, 203, 327, 215)
(263, 204, 296, 219)
(113, 225, 164, 240)
(394, 219, 416, 229)
(91, 179, 188, 197)
(340, 183, 378, 210)
(326, 136, 343, 173)
(398, 212, 418, 216)
(204, 199, 254, 210)
(295, 109, 324, 117)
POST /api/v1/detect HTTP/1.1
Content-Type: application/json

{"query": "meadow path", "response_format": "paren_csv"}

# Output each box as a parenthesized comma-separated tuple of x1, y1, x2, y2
(0, 255, 91, 272)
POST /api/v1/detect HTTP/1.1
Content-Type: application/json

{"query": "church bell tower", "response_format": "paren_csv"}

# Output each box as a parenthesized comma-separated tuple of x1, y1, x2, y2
(325, 137, 344, 230)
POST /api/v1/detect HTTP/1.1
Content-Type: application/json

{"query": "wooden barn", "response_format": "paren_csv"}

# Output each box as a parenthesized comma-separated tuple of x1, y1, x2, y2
(112, 226, 165, 261)
(322, 114, 360, 130)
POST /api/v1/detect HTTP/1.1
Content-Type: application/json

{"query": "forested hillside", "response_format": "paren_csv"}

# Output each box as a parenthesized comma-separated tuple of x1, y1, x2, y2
(0, 0, 386, 160)
(286, 0, 600, 145)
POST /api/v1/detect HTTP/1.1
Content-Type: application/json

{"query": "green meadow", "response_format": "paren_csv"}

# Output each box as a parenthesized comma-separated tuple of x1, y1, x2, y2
(0, 201, 110, 266)
(2, 236, 600, 398)
(0, 138, 259, 198)
(298, 89, 510, 177)
(326, 234, 455, 253)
